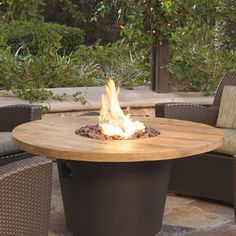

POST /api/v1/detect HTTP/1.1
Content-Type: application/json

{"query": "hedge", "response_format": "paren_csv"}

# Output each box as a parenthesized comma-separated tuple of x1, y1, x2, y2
(0, 21, 84, 55)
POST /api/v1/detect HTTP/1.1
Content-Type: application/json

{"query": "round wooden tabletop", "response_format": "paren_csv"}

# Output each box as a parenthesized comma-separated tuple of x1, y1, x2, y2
(12, 116, 223, 162)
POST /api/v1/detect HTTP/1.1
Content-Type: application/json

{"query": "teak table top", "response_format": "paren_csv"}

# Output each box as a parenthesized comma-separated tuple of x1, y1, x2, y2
(13, 116, 223, 162)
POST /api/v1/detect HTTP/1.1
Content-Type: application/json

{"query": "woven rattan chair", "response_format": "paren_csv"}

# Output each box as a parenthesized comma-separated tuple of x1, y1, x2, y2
(0, 104, 52, 235)
(155, 74, 236, 220)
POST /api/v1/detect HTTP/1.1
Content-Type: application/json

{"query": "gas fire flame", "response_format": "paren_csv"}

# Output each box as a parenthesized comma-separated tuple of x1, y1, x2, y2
(99, 78, 145, 139)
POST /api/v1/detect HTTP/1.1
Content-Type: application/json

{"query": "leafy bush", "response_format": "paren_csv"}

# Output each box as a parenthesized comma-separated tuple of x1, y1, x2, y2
(165, 0, 236, 93)
(73, 42, 131, 69)
(0, 48, 90, 102)
(0, 0, 149, 102)
(168, 41, 236, 94)
(94, 0, 236, 94)
(72, 42, 151, 88)
(44, 0, 119, 44)
(0, 0, 45, 22)
(2, 0, 236, 101)
(0, 41, 150, 101)
(46, 23, 84, 54)
(0, 21, 84, 55)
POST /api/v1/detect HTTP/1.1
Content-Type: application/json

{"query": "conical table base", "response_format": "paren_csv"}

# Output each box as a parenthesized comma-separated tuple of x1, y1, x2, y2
(58, 160, 171, 236)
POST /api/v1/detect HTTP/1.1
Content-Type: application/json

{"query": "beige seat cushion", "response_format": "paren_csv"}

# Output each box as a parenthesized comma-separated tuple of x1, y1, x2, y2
(216, 86, 236, 128)
(0, 132, 19, 156)
(215, 128, 236, 155)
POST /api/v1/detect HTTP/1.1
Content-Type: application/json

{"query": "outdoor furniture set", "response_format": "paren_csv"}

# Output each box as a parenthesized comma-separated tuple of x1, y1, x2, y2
(0, 74, 235, 235)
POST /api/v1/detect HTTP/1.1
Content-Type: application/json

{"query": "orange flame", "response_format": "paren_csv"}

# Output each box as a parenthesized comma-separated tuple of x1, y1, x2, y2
(99, 78, 145, 138)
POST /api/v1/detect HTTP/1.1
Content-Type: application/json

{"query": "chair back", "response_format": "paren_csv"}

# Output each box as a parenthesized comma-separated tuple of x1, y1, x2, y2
(213, 74, 236, 109)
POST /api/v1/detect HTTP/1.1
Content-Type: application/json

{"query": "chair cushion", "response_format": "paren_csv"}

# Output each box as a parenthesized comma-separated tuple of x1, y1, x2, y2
(216, 86, 236, 128)
(0, 132, 19, 156)
(215, 128, 236, 155)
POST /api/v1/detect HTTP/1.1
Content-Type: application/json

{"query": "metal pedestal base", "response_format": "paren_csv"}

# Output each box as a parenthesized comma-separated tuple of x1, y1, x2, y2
(57, 160, 171, 236)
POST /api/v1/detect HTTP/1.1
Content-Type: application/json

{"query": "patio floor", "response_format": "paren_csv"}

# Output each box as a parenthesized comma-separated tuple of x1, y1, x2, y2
(48, 162, 236, 236)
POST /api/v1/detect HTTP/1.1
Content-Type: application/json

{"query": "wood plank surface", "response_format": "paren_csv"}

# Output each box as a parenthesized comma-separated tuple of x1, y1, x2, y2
(12, 116, 223, 162)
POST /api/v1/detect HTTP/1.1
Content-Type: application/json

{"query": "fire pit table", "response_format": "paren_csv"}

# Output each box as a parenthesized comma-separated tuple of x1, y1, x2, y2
(13, 116, 223, 236)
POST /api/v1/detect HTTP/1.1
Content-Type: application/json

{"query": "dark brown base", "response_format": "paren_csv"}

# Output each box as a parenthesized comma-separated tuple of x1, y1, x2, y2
(57, 160, 171, 236)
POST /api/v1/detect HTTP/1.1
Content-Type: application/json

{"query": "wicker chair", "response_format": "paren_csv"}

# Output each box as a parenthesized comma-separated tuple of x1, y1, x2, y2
(155, 74, 236, 219)
(0, 104, 52, 235)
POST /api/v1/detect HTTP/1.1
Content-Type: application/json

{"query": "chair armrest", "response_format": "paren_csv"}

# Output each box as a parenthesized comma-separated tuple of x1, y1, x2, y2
(0, 104, 42, 131)
(155, 102, 218, 126)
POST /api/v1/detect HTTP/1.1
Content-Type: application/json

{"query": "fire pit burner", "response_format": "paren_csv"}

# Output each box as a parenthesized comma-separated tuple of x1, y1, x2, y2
(75, 125, 160, 140)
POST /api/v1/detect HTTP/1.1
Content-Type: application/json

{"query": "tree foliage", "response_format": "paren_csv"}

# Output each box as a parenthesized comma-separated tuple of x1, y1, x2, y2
(93, 0, 236, 93)
(0, 0, 235, 99)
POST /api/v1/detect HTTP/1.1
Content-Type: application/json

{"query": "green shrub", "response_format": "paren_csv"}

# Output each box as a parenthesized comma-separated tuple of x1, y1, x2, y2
(0, 41, 150, 102)
(46, 23, 84, 54)
(168, 45, 236, 94)
(166, 3, 236, 94)
(0, 0, 45, 23)
(93, 0, 236, 94)
(72, 42, 151, 88)
(0, 21, 84, 55)
(0, 47, 88, 102)
(43, 0, 119, 45)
